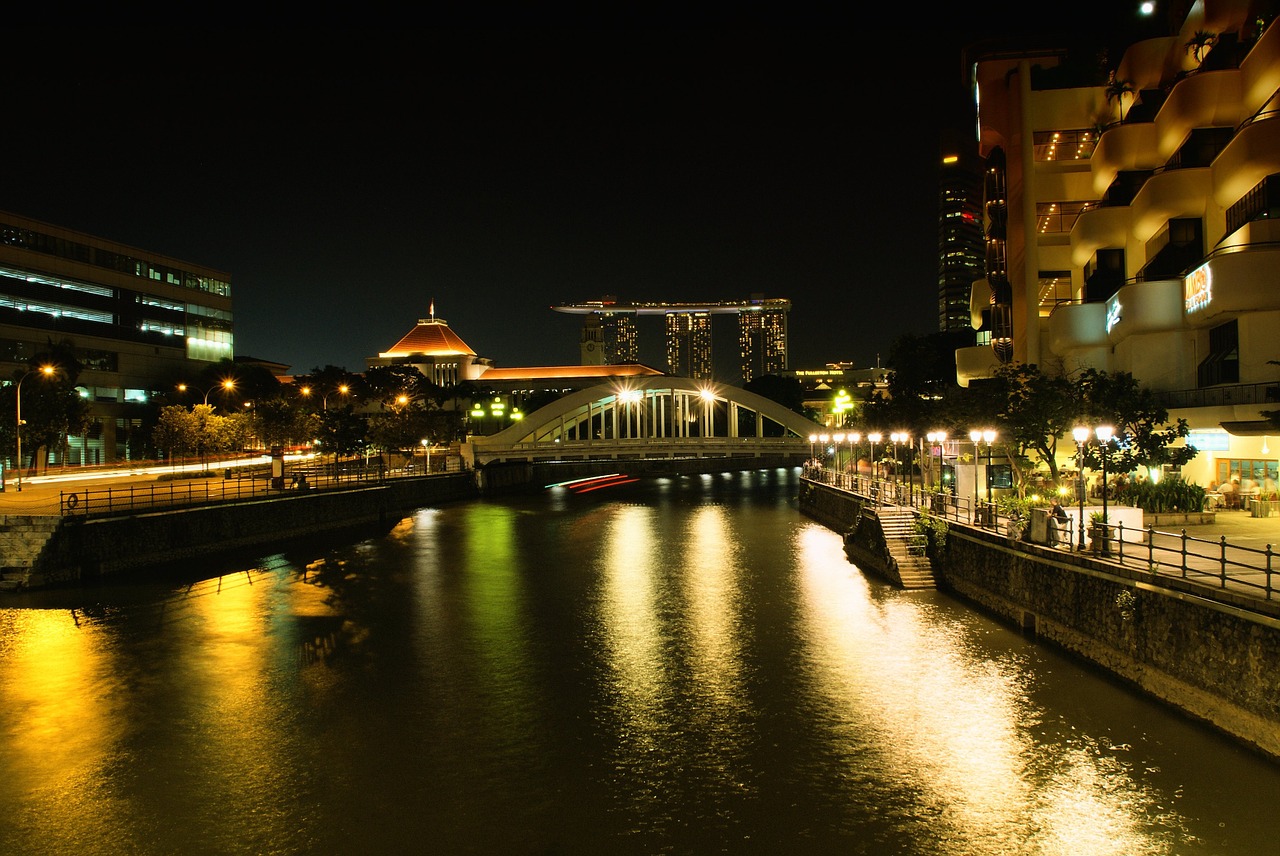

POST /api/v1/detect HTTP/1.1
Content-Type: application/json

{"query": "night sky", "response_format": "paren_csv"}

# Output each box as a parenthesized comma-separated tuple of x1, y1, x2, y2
(6, 9, 1154, 379)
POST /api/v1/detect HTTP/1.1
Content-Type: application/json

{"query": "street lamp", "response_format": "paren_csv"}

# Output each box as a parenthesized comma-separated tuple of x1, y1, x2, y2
(1096, 424, 1114, 554)
(302, 383, 350, 411)
(867, 431, 881, 485)
(421, 438, 430, 474)
(13, 365, 56, 492)
(848, 431, 861, 488)
(833, 433, 845, 483)
(808, 433, 817, 463)
(178, 378, 236, 408)
(1072, 425, 1090, 550)
(818, 434, 830, 479)
(983, 429, 997, 508)
(969, 429, 982, 524)
(926, 430, 947, 493)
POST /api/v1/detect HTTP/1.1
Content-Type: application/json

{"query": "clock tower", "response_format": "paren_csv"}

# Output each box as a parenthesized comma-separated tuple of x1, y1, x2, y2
(580, 315, 605, 366)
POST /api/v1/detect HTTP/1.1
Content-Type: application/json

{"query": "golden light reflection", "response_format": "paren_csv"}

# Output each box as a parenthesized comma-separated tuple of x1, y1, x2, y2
(0, 609, 116, 787)
(795, 523, 1170, 855)
(599, 505, 666, 739)
(681, 505, 743, 707)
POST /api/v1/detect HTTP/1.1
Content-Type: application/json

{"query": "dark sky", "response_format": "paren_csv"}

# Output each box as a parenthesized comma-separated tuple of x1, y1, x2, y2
(6, 11, 1155, 379)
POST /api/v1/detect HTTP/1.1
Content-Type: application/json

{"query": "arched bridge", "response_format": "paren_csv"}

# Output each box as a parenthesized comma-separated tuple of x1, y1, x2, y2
(462, 377, 824, 469)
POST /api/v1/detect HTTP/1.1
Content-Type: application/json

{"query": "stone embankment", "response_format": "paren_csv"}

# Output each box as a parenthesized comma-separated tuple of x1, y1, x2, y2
(2, 474, 478, 590)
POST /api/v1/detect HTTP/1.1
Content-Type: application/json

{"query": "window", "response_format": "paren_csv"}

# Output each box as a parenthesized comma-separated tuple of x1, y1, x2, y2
(1033, 129, 1098, 162)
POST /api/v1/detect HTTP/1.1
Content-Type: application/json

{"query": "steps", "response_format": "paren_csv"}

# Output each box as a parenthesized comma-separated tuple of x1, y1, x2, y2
(0, 515, 62, 591)
(872, 505, 937, 590)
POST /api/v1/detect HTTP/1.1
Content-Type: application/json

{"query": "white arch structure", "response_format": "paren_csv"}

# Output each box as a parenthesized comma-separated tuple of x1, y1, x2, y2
(465, 376, 824, 466)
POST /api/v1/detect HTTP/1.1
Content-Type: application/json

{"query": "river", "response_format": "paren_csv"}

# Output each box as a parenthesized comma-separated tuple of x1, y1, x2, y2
(1, 468, 1277, 855)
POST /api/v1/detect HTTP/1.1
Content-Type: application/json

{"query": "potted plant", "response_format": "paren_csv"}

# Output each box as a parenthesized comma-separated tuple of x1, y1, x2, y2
(1089, 511, 1111, 555)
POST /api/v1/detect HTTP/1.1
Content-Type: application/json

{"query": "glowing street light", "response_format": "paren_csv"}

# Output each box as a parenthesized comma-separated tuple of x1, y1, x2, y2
(13, 364, 56, 492)
(848, 431, 861, 486)
(926, 430, 947, 492)
(808, 433, 817, 461)
(1072, 425, 1091, 551)
(178, 378, 236, 408)
(983, 429, 997, 508)
(421, 438, 430, 474)
(867, 432, 881, 497)
(1096, 424, 1115, 554)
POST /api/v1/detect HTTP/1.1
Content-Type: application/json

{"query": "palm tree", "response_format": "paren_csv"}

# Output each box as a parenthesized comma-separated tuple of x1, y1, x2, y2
(1185, 30, 1217, 64)
(1105, 74, 1135, 122)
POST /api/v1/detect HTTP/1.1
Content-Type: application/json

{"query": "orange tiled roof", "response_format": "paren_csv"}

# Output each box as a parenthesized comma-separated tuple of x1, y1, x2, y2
(381, 318, 477, 358)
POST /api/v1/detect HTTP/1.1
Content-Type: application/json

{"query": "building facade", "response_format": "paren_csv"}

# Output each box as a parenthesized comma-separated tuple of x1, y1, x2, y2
(956, 0, 1280, 488)
(553, 295, 791, 384)
(937, 131, 985, 335)
(1, 210, 233, 466)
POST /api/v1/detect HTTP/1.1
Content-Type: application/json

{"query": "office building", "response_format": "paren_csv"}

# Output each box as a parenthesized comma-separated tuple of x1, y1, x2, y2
(553, 295, 791, 383)
(956, 0, 1280, 487)
(1, 210, 233, 465)
(937, 129, 985, 334)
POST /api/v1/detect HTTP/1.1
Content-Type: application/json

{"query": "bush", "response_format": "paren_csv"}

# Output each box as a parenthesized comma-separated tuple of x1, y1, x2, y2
(1121, 477, 1206, 513)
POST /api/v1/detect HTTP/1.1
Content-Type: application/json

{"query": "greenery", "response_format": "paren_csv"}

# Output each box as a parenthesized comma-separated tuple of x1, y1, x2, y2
(912, 510, 948, 555)
(1117, 476, 1206, 514)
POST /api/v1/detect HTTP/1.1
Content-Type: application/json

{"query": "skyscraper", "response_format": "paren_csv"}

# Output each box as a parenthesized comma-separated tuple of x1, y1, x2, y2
(552, 296, 790, 383)
(937, 130, 984, 335)
(665, 310, 714, 379)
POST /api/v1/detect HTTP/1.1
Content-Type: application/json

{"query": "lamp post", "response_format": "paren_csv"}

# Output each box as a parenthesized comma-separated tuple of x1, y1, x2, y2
(833, 433, 845, 486)
(968, 429, 982, 524)
(808, 433, 817, 463)
(848, 431, 861, 490)
(421, 438, 430, 474)
(927, 430, 947, 494)
(818, 434, 830, 481)
(179, 379, 236, 409)
(1096, 424, 1114, 554)
(13, 365, 56, 492)
(867, 431, 881, 491)
(983, 429, 997, 509)
(1072, 425, 1090, 550)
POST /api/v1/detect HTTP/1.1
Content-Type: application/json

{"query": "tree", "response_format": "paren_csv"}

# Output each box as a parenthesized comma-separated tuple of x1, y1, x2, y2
(1075, 368, 1197, 475)
(991, 362, 1077, 486)
(153, 405, 199, 463)
(2, 343, 92, 475)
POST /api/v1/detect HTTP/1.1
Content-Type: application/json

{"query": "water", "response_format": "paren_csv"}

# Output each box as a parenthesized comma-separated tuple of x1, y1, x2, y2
(1, 469, 1277, 855)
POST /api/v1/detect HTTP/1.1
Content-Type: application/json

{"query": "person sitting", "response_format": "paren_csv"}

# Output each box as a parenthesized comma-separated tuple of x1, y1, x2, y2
(1048, 501, 1069, 547)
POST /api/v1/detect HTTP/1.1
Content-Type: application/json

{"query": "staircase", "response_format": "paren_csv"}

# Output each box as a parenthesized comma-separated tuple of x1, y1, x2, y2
(0, 515, 62, 591)
(874, 505, 937, 590)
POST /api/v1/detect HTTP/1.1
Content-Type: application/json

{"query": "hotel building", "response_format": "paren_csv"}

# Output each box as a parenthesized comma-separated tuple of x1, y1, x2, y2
(553, 295, 790, 383)
(957, 0, 1280, 488)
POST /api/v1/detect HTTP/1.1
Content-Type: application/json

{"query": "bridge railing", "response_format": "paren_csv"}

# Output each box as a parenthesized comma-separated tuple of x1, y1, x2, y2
(476, 435, 810, 463)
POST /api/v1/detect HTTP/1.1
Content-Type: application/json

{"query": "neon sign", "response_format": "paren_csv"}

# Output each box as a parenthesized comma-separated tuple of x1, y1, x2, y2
(1105, 299, 1123, 333)
(1185, 262, 1212, 313)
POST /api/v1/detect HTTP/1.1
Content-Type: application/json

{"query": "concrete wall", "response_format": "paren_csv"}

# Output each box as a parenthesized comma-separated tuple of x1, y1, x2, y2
(797, 478, 1280, 762)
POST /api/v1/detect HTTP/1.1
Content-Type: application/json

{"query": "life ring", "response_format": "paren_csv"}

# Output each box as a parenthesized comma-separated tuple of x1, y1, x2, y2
(66, 494, 79, 510)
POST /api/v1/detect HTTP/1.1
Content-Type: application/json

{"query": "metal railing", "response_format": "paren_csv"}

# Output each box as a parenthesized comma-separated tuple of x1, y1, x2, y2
(56, 462, 444, 518)
(803, 465, 1276, 604)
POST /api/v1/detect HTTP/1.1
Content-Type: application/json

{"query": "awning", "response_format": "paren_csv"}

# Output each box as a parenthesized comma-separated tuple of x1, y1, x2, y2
(1219, 420, 1277, 437)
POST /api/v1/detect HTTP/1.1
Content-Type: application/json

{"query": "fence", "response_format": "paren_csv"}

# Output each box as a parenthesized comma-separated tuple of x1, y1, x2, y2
(56, 461, 440, 518)
(802, 465, 1276, 603)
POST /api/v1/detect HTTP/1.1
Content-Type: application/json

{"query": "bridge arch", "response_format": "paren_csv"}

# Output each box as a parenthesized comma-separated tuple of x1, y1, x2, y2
(465, 376, 825, 466)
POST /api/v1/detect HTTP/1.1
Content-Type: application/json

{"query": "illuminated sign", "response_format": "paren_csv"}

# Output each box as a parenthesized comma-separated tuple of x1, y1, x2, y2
(1187, 429, 1229, 451)
(1184, 262, 1212, 313)
(1105, 298, 1122, 333)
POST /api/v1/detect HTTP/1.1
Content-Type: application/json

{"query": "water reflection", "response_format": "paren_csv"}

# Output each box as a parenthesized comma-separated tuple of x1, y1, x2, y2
(794, 519, 1180, 855)
(0, 470, 1276, 855)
